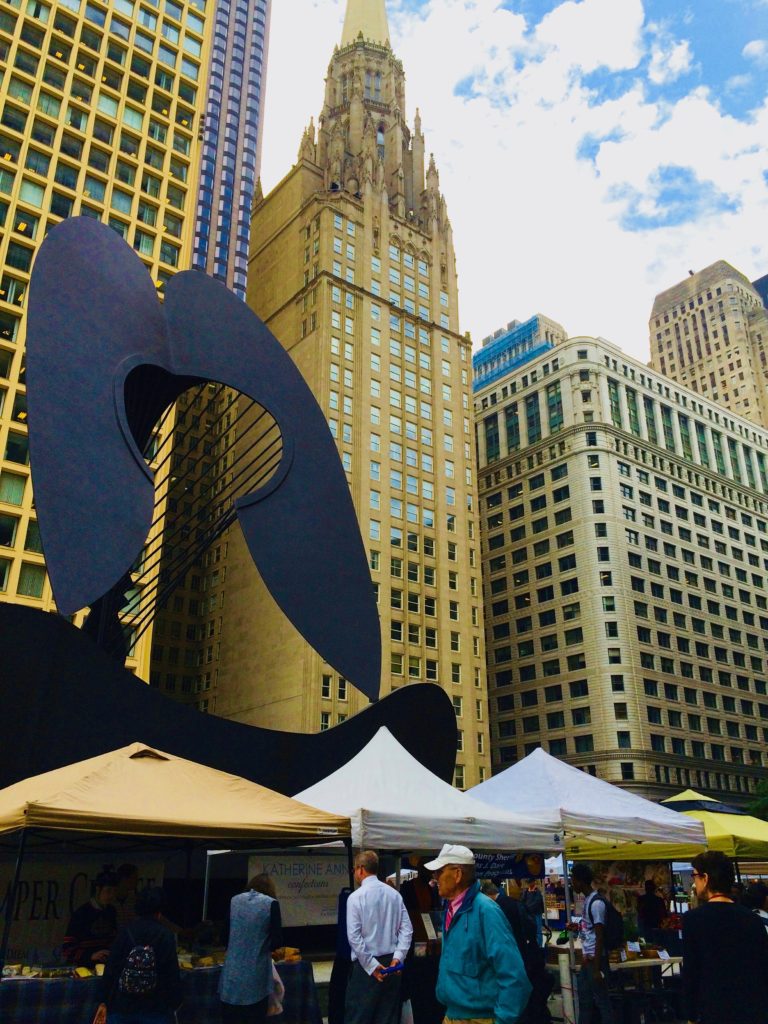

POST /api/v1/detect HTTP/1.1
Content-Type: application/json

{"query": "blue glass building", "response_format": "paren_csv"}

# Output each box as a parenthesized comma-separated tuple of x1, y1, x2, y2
(192, 0, 270, 298)
(472, 315, 566, 393)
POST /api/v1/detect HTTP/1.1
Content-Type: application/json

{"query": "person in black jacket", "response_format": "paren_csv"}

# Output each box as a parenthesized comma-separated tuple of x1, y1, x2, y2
(480, 880, 552, 1024)
(95, 886, 182, 1024)
(682, 850, 768, 1024)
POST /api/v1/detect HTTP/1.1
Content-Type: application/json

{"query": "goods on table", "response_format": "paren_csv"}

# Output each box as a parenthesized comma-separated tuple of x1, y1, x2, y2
(176, 948, 227, 970)
(272, 947, 301, 962)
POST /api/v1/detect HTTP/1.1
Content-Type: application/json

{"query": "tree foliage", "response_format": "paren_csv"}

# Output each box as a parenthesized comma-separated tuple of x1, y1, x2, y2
(746, 779, 768, 821)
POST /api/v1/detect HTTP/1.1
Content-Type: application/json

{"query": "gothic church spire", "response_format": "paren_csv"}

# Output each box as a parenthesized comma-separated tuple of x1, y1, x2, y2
(341, 0, 390, 47)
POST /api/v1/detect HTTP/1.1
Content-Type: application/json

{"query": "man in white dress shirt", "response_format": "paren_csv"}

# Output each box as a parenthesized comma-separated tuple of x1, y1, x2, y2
(346, 849, 413, 1024)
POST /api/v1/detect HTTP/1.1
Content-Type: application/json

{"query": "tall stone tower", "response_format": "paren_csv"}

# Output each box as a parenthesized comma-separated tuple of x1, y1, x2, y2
(211, 0, 490, 787)
(649, 262, 768, 428)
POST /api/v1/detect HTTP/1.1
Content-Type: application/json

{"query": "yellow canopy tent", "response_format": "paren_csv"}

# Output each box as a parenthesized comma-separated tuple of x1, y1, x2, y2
(662, 789, 768, 860)
(0, 741, 350, 841)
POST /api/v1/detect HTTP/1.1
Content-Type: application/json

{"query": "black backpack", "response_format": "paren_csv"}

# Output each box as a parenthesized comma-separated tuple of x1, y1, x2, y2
(586, 893, 624, 951)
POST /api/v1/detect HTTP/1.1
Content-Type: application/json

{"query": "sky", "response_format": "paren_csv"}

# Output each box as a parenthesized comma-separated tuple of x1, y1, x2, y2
(258, 0, 768, 364)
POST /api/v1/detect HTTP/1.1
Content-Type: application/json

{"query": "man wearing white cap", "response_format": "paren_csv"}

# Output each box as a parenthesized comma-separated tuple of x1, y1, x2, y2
(425, 844, 531, 1024)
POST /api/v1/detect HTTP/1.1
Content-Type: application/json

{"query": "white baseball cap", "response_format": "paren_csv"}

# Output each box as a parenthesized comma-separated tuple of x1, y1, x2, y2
(424, 844, 475, 870)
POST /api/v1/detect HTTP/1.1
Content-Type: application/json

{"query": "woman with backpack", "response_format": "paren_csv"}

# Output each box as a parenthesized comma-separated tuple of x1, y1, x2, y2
(94, 886, 182, 1024)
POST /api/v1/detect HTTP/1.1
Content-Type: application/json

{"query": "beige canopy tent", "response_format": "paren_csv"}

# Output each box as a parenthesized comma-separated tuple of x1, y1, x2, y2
(0, 741, 351, 841)
(0, 742, 351, 970)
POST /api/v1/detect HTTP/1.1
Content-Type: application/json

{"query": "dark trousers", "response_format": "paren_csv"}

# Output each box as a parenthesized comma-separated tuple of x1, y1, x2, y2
(576, 962, 614, 1024)
(345, 958, 402, 1024)
(401, 955, 444, 1024)
(220, 995, 269, 1024)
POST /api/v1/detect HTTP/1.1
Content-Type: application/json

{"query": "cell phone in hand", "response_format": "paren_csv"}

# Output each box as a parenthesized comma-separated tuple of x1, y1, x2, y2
(380, 964, 403, 975)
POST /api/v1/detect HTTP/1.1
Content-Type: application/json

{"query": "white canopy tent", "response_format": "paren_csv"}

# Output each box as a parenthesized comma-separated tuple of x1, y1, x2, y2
(294, 727, 564, 852)
(468, 747, 706, 859)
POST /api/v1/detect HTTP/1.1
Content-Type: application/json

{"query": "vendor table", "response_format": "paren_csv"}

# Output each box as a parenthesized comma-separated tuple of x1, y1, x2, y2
(610, 956, 682, 973)
(0, 959, 321, 1024)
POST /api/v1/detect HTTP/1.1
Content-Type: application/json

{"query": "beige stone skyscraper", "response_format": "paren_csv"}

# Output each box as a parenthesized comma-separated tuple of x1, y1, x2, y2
(649, 262, 768, 427)
(205, 0, 490, 787)
(476, 334, 768, 803)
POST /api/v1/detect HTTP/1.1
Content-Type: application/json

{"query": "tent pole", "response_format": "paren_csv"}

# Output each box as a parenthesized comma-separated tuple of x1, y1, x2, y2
(345, 838, 354, 889)
(184, 840, 193, 928)
(202, 850, 212, 921)
(562, 862, 577, 1024)
(0, 828, 28, 974)
(735, 860, 742, 885)
(395, 854, 402, 891)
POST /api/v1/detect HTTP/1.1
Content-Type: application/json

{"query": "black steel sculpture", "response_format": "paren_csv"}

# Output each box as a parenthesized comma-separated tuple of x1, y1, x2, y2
(0, 603, 457, 795)
(26, 217, 380, 699)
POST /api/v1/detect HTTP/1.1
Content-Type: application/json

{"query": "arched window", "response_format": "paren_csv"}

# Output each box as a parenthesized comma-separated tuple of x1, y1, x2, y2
(377, 124, 385, 161)
(364, 71, 372, 100)
(341, 74, 348, 103)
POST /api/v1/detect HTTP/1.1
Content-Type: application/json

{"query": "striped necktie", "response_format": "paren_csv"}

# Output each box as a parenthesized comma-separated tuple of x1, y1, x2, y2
(445, 903, 455, 931)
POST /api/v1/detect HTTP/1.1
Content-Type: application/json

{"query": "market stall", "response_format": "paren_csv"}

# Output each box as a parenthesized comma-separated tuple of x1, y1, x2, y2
(0, 742, 351, 1022)
(469, 748, 706, 1023)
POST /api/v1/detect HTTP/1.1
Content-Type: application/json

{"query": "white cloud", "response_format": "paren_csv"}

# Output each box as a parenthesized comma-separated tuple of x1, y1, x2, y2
(259, 1, 768, 363)
(743, 39, 768, 66)
(648, 37, 693, 84)
(725, 73, 753, 93)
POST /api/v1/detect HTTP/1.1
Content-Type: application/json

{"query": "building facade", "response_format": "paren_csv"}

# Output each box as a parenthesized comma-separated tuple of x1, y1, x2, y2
(0, 0, 215, 678)
(476, 335, 768, 801)
(191, 0, 270, 297)
(188, 0, 490, 787)
(649, 262, 768, 429)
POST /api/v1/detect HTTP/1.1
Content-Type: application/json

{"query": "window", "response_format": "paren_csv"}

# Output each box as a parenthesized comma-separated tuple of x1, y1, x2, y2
(17, 561, 45, 597)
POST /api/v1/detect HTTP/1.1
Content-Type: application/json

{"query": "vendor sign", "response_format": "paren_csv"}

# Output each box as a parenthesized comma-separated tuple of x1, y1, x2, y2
(0, 858, 163, 964)
(475, 852, 545, 880)
(248, 852, 348, 927)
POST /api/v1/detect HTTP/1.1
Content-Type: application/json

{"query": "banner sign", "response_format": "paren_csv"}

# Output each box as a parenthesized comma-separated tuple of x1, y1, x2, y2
(474, 852, 545, 880)
(248, 852, 348, 927)
(0, 858, 164, 965)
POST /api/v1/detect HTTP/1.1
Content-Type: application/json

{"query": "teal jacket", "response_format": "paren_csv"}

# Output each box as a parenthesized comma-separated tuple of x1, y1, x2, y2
(436, 882, 531, 1024)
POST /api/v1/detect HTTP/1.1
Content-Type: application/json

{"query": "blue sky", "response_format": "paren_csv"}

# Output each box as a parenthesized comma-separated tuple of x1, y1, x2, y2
(260, 0, 768, 361)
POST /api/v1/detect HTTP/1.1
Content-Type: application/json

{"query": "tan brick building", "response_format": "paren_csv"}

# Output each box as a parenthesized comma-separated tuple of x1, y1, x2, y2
(649, 261, 768, 428)
(203, 0, 490, 787)
(476, 334, 768, 802)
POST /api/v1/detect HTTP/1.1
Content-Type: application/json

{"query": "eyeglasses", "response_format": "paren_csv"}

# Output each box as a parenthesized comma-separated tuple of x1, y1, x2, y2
(691, 872, 706, 879)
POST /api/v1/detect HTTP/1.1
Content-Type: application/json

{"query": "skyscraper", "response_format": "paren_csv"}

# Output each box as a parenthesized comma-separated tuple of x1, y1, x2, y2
(197, 0, 489, 787)
(476, 333, 768, 801)
(0, 0, 218, 678)
(649, 262, 768, 428)
(191, 0, 270, 297)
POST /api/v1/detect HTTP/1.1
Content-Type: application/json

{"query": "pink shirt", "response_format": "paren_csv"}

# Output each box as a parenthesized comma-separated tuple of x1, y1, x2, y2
(445, 890, 467, 930)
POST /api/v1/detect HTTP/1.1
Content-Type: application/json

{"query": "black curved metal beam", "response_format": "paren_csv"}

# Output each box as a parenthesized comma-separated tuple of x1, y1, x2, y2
(26, 218, 380, 700)
(0, 605, 457, 794)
